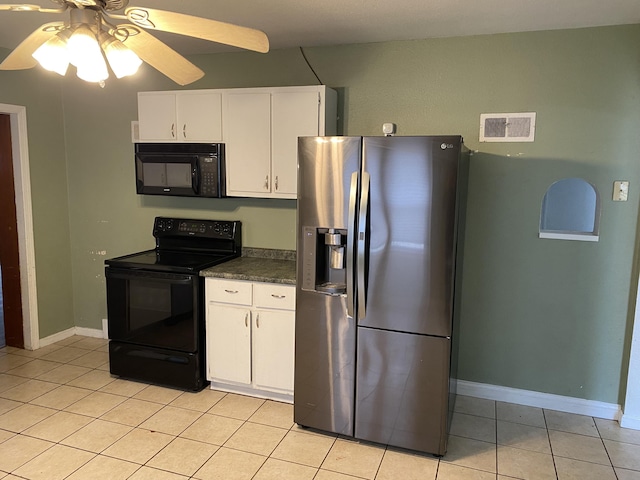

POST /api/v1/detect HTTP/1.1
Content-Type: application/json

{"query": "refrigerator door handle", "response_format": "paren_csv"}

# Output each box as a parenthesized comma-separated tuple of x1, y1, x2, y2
(357, 171, 370, 320)
(347, 171, 358, 317)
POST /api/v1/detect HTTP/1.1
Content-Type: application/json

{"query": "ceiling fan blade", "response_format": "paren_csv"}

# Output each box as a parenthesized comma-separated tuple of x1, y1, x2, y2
(0, 22, 64, 70)
(0, 3, 66, 13)
(124, 7, 269, 53)
(117, 24, 204, 86)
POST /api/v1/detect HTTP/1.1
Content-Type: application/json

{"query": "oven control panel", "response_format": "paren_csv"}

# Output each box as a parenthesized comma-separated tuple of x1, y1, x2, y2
(153, 217, 239, 240)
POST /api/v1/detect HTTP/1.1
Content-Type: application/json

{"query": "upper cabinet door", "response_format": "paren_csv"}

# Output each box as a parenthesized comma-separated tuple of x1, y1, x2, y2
(137, 91, 222, 143)
(271, 91, 320, 198)
(224, 92, 272, 197)
(177, 92, 223, 143)
(138, 92, 177, 142)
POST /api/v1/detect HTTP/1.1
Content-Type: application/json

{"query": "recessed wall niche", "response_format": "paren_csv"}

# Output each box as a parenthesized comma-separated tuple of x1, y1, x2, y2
(539, 178, 600, 242)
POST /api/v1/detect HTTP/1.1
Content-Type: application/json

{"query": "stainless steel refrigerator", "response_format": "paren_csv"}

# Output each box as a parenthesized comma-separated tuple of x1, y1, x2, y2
(294, 135, 468, 456)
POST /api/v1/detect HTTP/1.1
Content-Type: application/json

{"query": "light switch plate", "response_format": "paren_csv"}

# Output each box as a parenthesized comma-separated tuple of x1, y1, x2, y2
(613, 181, 629, 201)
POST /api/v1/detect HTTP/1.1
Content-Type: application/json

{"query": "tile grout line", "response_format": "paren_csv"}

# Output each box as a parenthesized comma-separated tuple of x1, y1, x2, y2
(541, 408, 560, 480)
(494, 398, 499, 479)
(594, 415, 621, 480)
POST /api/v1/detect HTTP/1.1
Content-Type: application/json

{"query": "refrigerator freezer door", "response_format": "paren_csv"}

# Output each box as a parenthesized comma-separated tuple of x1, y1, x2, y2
(355, 327, 451, 455)
(294, 292, 356, 435)
(359, 136, 461, 337)
(294, 136, 362, 435)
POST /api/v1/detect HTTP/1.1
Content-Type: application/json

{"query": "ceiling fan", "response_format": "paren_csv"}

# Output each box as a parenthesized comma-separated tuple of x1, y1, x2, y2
(0, 0, 269, 85)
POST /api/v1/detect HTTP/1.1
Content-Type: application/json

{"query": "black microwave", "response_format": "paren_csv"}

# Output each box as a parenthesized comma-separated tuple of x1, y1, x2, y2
(135, 143, 226, 197)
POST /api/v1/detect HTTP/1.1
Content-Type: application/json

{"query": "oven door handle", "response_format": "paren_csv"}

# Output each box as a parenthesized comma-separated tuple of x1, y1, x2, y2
(105, 268, 194, 283)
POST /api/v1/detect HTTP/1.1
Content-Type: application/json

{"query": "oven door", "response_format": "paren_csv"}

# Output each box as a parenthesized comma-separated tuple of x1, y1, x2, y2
(106, 267, 200, 352)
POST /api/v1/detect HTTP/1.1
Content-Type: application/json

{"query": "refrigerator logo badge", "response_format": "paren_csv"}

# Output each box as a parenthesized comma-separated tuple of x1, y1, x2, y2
(441, 143, 454, 150)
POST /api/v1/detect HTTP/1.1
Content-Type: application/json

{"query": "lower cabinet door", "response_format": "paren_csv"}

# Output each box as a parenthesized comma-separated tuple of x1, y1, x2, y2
(207, 304, 252, 385)
(253, 309, 295, 392)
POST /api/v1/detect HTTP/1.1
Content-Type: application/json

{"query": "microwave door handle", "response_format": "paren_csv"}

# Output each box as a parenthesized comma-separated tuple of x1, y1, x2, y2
(192, 160, 200, 194)
(346, 172, 358, 318)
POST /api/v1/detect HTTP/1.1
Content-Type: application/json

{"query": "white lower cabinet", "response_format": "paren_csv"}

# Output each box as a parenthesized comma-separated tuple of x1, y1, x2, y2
(205, 278, 295, 401)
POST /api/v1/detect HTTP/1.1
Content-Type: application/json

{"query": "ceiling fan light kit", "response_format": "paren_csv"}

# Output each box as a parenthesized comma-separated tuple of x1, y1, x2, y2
(31, 31, 70, 75)
(0, 0, 270, 85)
(100, 32, 142, 78)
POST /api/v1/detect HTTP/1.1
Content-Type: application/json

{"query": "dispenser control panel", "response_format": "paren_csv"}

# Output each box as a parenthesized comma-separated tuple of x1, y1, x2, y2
(301, 226, 347, 295)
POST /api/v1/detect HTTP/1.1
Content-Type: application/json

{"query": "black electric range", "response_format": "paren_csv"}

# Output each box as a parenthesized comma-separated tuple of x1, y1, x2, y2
(105, 217, 241, 391)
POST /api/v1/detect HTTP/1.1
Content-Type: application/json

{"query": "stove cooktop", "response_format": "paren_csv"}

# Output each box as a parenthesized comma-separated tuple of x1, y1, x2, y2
(105, 217, 241, 274)
(105, 249, 238, 273)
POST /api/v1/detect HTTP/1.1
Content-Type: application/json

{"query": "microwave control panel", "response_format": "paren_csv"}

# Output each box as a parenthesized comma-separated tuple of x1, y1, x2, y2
(200, 155, 220, 197)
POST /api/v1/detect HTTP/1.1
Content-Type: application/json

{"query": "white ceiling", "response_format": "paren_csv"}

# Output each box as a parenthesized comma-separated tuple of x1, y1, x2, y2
(0, 0, 638, 55)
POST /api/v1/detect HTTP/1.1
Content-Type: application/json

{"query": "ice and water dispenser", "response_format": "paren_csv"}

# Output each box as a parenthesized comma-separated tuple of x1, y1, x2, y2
(301, 226, 347, 294)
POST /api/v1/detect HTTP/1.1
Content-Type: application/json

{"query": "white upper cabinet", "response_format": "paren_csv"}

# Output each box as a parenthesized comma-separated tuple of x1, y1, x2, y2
(137, 86, 337, 198)
(137, 91, 222, 143)
(223, 92, 272, 196)
(223, 85, 337, 199)
(271, 91, 324, 197)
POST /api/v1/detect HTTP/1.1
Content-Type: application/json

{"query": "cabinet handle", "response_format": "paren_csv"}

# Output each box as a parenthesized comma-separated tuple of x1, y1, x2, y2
(256, 314, 260, 328)
(275, 176, 279, 191)
(264, 175, 269, 190)
(182, 124, 187, 138)
(271, 294, 286, 299)
(245, 313, 248, 327)
(224, 289, 239, 294)
(171, 123, 175, 138)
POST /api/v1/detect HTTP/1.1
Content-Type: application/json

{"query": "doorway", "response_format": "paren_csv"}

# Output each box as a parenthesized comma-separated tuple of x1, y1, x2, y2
(0, 113, 23, 348)
(0, 265, 4, 347)
(0, 104, 39, 350)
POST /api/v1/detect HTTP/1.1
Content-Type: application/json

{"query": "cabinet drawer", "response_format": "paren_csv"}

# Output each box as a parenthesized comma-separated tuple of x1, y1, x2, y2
(254, 283, 295, 310)
(206, 279, 252, 305)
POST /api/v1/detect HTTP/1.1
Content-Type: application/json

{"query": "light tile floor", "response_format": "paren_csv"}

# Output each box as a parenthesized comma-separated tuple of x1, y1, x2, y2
(1, 336, 640, 479)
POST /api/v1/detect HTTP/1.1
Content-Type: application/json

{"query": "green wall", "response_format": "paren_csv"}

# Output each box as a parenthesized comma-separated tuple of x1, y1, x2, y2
(0, 59, 75, 338)
(2, 23, 640, 405)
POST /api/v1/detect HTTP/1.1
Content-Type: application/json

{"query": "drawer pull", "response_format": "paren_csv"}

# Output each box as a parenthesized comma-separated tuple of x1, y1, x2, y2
(271, 294, 286, 299)
(224, 289, 239, 294)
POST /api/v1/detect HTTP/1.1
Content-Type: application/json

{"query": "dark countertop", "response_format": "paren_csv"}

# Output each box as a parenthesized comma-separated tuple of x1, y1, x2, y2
(200, 248, 297, 285)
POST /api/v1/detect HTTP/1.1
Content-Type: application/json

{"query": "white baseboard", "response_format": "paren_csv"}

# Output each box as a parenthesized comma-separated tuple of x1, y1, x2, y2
(620, 414, 640, 430)
(457, 380, 623, 421)
(74, 327, 106, 339)
(38, 327, 76, 347)
(39, 326, 106, 347)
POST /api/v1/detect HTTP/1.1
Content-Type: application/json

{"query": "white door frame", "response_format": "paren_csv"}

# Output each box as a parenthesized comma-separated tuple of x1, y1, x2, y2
(0, 103, 39, 350)
(622, 283, 640, 429)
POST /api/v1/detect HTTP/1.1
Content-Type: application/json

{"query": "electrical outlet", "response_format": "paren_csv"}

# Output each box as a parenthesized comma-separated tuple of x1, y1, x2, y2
(613, 181, 629, 201)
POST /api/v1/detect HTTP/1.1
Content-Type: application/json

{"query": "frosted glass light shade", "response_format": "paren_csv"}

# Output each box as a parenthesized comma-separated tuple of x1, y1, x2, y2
(102, 36, 142, 78)
(67, 24, 101, 67)
(66, 24, 109, 82)
(32, 35, 69, 75)
(76, 54, 109, 82)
